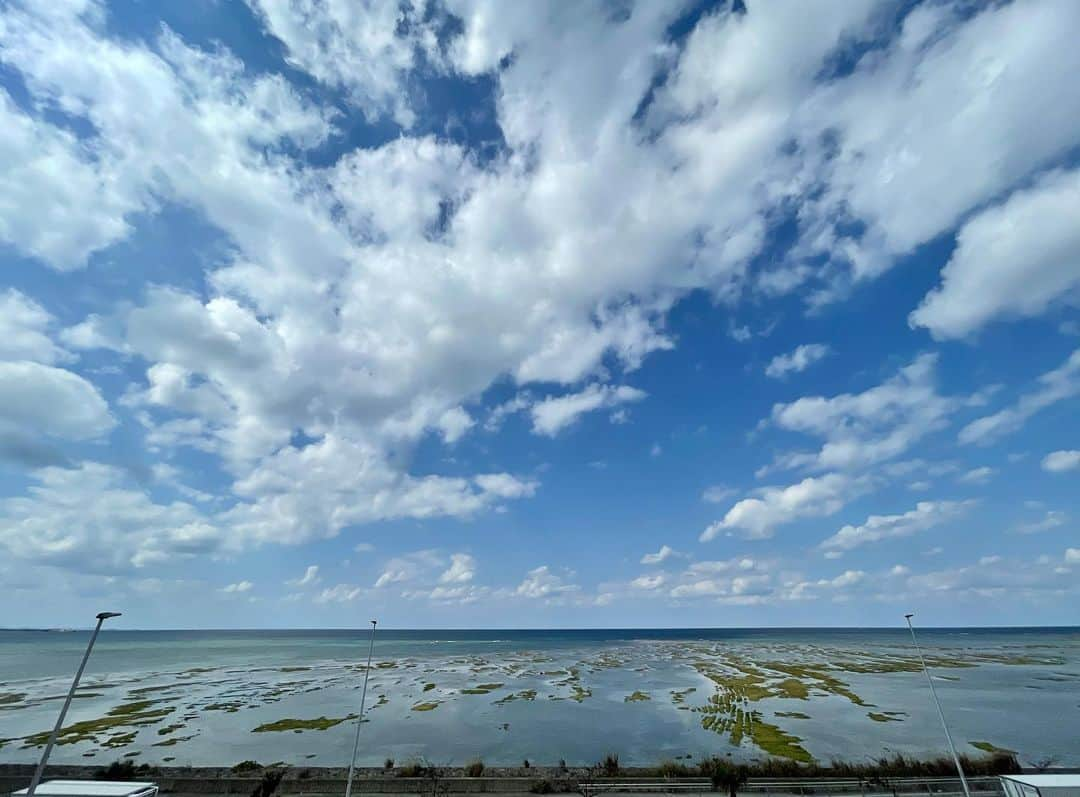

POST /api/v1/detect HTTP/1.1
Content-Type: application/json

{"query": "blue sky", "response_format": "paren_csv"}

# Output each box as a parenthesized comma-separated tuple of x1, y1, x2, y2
(1, 0, 1078, 629)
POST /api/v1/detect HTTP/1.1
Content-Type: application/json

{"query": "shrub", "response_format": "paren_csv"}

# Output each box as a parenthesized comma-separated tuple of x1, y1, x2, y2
(94, 761, 153, 781)
(465, 759, 485, 777)
(250, 769, 284, 797)
(658, 760, 692, 778)
(232, 760, 262, 774)
(397, 759, 429, 778)
(558, 759, 568, 772)
(530, 779, 554, 794)
(599, 753, 619, 777)
(384, 758, 395, 770)
(523, 759, 531, 769)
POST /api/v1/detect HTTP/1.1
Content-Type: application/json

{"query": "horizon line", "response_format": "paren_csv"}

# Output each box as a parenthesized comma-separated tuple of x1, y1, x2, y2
(4, 623, 1078, 632)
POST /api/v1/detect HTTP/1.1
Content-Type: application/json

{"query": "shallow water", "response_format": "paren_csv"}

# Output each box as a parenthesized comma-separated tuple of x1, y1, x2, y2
(1, 628, 1077, 767)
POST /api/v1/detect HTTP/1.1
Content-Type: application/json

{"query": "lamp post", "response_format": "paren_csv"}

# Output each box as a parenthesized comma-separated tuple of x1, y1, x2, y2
(905, 613, 970, 797)
(27, 611, 122, 796)
(345, 619, 378, 797)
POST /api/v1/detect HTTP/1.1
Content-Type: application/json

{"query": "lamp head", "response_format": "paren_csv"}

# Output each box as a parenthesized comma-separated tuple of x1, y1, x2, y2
(904, 613, 914, 620)
(370, 619, 377, 626)
(96, 612, 122, 620)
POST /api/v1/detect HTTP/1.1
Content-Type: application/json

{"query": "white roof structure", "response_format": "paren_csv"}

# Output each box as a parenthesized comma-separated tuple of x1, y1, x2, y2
(12, 781, 158, 797)
(1002, 776, 1080, 788)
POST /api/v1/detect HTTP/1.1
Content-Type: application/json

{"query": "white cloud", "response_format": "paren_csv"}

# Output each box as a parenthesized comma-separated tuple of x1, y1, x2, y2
(0, 361, 114, 440)
(0, 462, 222, 574)
(911, 168, 1080, 339)
(245, 0, 436, 127)
(796, 0, 1080, 290)
(0, 290, 73, 364)
(530, 384, 646, 436)
(641, 545, 675, 565)
(1015, 510, 1066, 535)
(439, 553, 476, 584)
(960, 349, 1080, 445)
(702, 473, 859, 541)
(766, 354, 960, 473)
(515, 566, 578, 600)
(957, 466, 996, 485)
(630, 573, 666, 591)
(820, 500, 973, 552)
(222, 580, 253, 593)
(1066, 548, 1080, 564)
(1042, 450, 1080, 473)
(289, 565, 320, 588)
(472, 473, 538, 500)
(436, 406, 475, 445)
(765, 344, 831, 379)
(374, 549, 444, 588)
(314, 584, 364, 603)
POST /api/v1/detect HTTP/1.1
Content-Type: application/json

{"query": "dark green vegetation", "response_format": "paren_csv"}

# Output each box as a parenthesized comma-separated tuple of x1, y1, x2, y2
(411, 701, 441, 711)
(970, 741, 1018, 755)
(624, 691, 651, 702)
(465, 759, 485, 777)
(94, 760, 157, 781)
(462, 683, 504, 695)
(774, 712, 810, 719)
(251, 714, 357, 733)
(868, 712, 904, 722)
(20, 699, 175, 748)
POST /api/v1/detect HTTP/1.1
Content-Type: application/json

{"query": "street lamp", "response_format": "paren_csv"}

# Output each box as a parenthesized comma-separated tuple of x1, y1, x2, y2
(905, 613, 970, 797)
(345, 619, 378, 797)
(27, 612, 122, 796)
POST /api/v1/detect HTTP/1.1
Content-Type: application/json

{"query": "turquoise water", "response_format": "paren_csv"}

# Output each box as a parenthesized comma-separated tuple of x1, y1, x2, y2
(1, 628, 1077, 767)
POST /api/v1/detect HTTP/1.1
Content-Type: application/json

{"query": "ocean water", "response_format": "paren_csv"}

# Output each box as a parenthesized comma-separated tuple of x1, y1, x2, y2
(1, 628, 1077, 768)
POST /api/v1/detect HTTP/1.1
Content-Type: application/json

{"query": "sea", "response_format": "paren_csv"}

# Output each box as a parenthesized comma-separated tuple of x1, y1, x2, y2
(1, 627, 1077, 768)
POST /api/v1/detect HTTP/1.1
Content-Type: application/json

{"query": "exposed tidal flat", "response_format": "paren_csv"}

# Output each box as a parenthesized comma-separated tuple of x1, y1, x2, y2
(0, 628, 1077, 768)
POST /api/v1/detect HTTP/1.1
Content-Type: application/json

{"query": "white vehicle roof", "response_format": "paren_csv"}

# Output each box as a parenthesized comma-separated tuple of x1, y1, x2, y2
(1001, 775, 1080, 788)
(12, 781, 158, 797)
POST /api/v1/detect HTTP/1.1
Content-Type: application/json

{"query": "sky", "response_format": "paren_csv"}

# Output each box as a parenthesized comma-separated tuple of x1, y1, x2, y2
(0, 0, 1078, 630)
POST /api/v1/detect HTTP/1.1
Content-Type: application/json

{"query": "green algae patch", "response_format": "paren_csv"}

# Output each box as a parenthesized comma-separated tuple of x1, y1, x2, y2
(423, 683, 437, 692)
(462, 682, 504, 695)
(0, 692, 26, 706)
(868, 712, 903, 722)
(20, 700, 174, 748)
(970, 741, 1017, 755)
(670, 688, 696, 704)
(775, 678, 809, 699)
(570, 684, 591, 702)
(156, 723, 186, 736)
(252, 714, 357, 733)
(775, 711, 810, 719)
(280, 666, 311, 672)
(102, 732, 136, 749)
(203, 701, 244, 713)
(747, 713, 813, 763)
(494, 689, 537, 705)
(625, 691, 651, 702)
(411, 701, 441, 712)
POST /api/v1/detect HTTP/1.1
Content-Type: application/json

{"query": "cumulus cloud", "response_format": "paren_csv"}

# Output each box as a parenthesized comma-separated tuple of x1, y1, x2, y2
(1014, 510, 1066, 535)
(0, 290, 73, 364)
(641, 545, 676, 565)
(530, 384, 646, 437)
(315, 584, 364, 604)
(1042, 450, 1080, 473)
(911, 168, 1080, 339)
(765, 344, 831, 379)
(820, 500, 973, 552)
(765, 354, 961, 473)
(439, 553, 476, 584)
(702, 473, 861, 541)
(289, 565, 320, 588)
(222, 581, 253, 593)
(0, 361, 114, 440)
(957, 466, 996, 485)
(515, 566, 578, 600)
(960, 349, 1080, 445)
